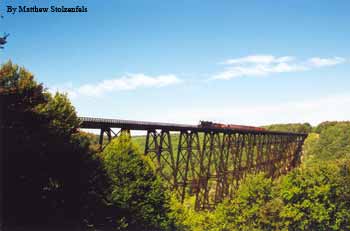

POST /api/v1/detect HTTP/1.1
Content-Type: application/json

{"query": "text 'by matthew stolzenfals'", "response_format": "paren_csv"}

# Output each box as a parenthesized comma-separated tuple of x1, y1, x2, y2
(6, 5, 88, 14)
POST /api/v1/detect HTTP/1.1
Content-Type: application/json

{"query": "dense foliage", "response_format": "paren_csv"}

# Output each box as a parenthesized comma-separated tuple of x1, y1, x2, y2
(211, 161, 350, 231)
(1, 61, 112, 229)
(306, 122, 350, 161)
(100, 133, 173, 230)
(263, 122, 312, 133)
(313, 121, 350, 134)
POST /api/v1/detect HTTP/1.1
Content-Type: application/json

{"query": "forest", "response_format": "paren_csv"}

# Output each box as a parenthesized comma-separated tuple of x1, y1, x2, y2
(1, 61, 350, 231)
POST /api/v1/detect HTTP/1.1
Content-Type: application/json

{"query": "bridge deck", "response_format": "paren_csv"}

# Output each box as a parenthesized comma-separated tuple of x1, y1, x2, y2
(79, 116, 307, 136)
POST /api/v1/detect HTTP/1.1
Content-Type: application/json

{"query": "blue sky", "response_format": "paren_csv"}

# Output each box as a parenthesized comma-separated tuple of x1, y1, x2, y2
(1, 0, 350, 126)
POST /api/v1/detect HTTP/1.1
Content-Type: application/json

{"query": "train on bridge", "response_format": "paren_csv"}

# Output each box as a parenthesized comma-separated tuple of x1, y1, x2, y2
(198, 121, 266, 132)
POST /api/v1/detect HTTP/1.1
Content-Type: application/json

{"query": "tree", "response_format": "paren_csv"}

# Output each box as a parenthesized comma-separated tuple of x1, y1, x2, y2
(211, 173, 276, 231)
(263, 123, 312, 133)
(100, 133, 173, 231)
(278, 161, 350, 230)
(207, 161, 350, 231)
(1, 61, 110, 230)
(313, 121, 350, 134)
(307, 122, 350, 161)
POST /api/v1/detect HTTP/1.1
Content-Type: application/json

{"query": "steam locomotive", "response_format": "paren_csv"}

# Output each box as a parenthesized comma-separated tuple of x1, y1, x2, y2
(198, 121, 266, 132)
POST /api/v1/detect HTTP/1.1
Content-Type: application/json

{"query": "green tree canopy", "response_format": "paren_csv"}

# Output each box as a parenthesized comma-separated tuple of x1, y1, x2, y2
(1, 61, 110, 229)
(263, 123, 312, 133)
(313, 121, 350, 134)
(207, 161, 350, 231)
(100, 133, 173, 230)
(305, 122, 350, 161)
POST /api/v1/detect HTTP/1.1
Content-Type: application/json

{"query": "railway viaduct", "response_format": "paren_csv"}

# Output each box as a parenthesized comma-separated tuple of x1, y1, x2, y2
(79, 117, 307, 210)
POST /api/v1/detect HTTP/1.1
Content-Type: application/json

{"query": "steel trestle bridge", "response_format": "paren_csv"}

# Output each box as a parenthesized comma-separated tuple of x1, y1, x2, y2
(79, 117, 307, 210)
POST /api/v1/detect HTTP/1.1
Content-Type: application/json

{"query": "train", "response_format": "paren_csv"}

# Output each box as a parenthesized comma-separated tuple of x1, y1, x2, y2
(198, 121, 266, 132)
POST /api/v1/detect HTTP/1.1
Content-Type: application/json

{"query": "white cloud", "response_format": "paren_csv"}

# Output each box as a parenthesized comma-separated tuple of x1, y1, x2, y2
(213, 55, 346, 80)
(213, 63, 307, 80)
(223, 55, 295, 65)
(308, 57, 346, 67)
(50, 73, 181, 98)
(163, 93, 350, 126)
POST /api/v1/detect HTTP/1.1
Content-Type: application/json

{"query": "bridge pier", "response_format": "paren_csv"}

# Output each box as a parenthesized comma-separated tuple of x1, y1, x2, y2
(144, 130, 177, 187)
(195, 132, 221, 209)
(99, 128, 111, 147)
(98, 128, 130, 150)
(214, 132, 232, 204)
(174, 131, 202, 203)
(145, 130, 159, 162)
